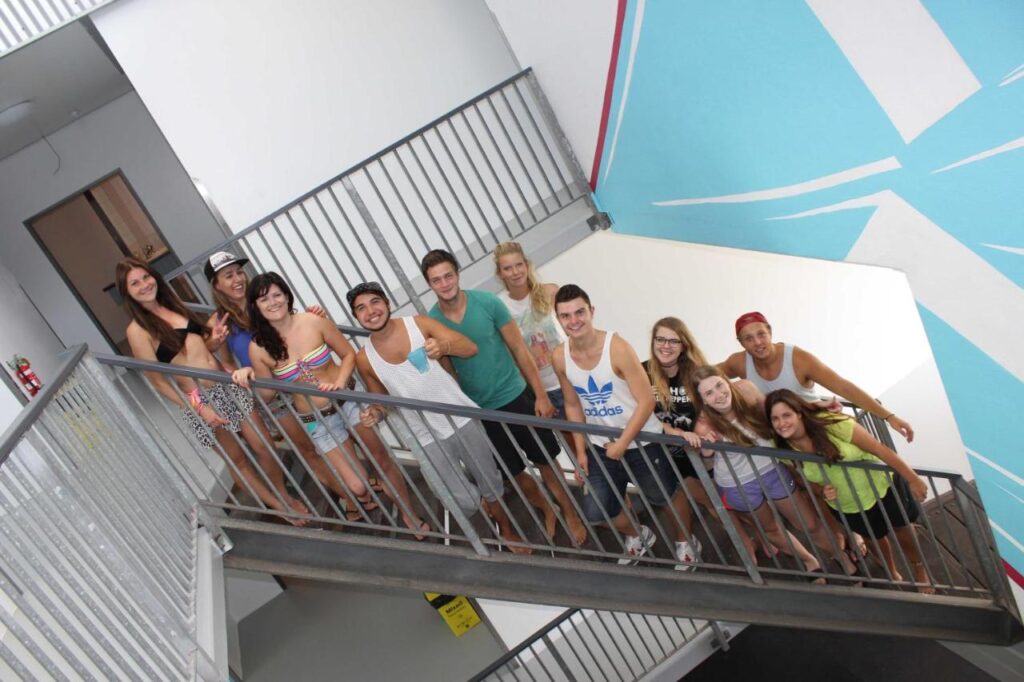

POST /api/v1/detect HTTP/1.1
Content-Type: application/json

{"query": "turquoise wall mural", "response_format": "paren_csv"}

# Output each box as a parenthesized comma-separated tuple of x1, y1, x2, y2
(594, 0, 1024, 580)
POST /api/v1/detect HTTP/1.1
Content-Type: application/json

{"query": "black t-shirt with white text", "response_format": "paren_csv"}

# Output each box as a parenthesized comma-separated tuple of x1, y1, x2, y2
(643, 360, 697, 432)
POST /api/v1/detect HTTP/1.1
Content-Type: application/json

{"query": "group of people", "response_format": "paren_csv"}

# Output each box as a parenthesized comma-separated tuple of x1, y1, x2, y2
(115, 240, 933, 590)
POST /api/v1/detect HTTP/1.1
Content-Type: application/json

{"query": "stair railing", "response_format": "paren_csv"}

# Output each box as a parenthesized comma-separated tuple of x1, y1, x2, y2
(166, 67, 599, 323)
(469, 607, 729, 682)
(92, 349, 1020, 611)
(0, 345, 217, 680)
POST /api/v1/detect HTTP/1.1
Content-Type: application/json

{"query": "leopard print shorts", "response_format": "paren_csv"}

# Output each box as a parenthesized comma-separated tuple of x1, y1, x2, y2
(181, 383, 254, 448)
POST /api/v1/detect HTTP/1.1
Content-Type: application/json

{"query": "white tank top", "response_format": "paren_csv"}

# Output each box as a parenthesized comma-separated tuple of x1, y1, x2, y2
(562, 331, 661, 447)
(745, 343, 819, 403)
(714, 420, 777, 487)
(364, 317, 475, 444)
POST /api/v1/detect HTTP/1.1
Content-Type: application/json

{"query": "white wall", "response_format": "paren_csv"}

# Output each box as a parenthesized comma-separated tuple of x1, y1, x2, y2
(0, 91, 224, 355)
(92, 0, 521, 232)
(0, 264, 66, 431)
(486, 0, 618, 182)
(538, 232, 969, 475)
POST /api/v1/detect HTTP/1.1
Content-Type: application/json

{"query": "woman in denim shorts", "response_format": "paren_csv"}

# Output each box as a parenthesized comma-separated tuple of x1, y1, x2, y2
(693, 366, 845, 580)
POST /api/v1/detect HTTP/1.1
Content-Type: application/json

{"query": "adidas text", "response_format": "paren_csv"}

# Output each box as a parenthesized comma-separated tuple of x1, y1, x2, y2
(584, 405, 624, 417)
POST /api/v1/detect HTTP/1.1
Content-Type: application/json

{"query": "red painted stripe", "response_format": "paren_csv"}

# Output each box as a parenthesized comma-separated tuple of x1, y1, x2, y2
(1004, 559, 1024, 589)
(589, 0, 629, 190)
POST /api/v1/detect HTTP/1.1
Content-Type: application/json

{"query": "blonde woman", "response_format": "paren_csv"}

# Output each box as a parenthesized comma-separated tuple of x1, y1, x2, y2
(493, 241, 586, 545)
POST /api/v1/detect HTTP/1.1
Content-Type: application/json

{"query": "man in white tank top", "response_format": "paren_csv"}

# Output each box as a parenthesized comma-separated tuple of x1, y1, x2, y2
(347, 282, 530, 553)
(718, 311, 914, 442)
(551, 285, 705, 569)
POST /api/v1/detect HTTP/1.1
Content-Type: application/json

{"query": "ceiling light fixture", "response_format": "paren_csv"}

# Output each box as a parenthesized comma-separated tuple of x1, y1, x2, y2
(0, 100, 34, 127)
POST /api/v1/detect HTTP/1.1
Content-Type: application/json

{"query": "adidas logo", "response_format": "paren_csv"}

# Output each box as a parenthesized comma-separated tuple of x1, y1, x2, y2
(574, 376, 612, 406)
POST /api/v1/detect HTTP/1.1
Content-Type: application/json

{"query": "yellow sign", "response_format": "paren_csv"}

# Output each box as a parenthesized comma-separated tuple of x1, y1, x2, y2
(423, 592, 481, 637)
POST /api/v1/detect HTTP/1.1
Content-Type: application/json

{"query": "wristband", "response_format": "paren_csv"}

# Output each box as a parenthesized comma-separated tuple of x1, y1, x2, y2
(189, 388, 205, 410)
(882, 413, 895, 421)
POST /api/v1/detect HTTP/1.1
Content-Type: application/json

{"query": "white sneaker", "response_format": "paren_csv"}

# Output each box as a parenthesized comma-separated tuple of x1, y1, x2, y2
(674, 538, 702, 571)
(618, 525, 655, 565)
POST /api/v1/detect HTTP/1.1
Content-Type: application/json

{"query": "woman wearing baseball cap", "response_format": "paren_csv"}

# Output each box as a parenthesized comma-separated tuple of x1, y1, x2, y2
(117, 256, 310, 525)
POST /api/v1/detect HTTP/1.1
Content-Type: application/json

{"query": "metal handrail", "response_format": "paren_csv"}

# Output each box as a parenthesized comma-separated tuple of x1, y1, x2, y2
(166, 67, 542, 283)
(470, 608, 581, 680)
(91, 351, 966, 477)
(0, 343, 87, 466)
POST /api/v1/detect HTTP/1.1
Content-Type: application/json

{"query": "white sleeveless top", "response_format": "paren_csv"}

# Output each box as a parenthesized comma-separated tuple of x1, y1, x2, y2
(562, 331, 661, 447)
(364, 317, 475, 444)
(745, 343, 819, 402)
(714, 420, 777, 487)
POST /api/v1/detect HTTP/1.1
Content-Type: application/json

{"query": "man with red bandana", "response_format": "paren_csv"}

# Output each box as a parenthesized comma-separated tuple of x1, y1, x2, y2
(718, 312, 914, 442)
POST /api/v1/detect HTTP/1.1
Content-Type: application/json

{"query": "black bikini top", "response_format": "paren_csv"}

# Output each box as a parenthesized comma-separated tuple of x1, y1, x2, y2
(155, 319, 205, 363)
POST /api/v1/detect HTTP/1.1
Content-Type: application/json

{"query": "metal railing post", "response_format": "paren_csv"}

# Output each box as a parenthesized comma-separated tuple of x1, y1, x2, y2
(951, 477, 1020, 616)
(341, 176, 428, 314)
(523, 70, 606, 223)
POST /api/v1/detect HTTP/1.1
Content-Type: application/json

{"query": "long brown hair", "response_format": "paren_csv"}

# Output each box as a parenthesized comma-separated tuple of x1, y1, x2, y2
(691, 365, 772, 446)
(647, 316, 707, 412)
(493, 241, 552, 316)
(116, 257, 208, 355)
(765, 389, 848, 463)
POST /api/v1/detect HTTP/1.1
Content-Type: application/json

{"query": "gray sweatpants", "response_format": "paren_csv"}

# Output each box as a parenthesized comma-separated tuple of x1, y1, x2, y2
(419, 421, 504, 514)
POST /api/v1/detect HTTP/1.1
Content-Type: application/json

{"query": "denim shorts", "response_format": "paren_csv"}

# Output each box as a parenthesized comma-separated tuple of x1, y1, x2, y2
(302, 402, 360, 455)
(581, 443, 678, 523)
(718, 465, 795, 513)
(546, 388, 566, 419)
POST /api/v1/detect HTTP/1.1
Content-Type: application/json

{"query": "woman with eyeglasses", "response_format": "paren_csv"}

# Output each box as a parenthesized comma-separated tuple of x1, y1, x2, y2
(642, 317, 720, 567)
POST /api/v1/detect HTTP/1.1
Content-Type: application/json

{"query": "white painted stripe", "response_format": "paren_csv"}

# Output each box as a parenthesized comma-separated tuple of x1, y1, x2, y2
(602, 0, 645, 184)
(999, 61, 1024, 86)
(931, 136, 1024, 174)
(967, 448, 1024, 488)
(999, 70, 1024, 87)
(765, 192, 885, 220)
(653, 157, 900, 207)
(990, 520, 1024, 556)
(992, 482, 1024, 506)
(806, 0, 980, 143)
(981, 243, 1024, 257)
(845, 191, 1024, 383)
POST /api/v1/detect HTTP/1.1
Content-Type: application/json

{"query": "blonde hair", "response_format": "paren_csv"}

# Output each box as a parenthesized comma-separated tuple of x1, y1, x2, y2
(647, 317, 708, 412)
(493, 241, 552, 316)
(691, 365, 772, 446)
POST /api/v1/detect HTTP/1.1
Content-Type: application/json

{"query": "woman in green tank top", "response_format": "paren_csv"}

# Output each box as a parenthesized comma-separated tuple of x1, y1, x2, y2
(766, 389, 933, 593)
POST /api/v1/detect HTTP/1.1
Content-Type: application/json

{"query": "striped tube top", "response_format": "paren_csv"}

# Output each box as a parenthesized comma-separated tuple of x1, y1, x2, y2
(272, 343, 332, 383)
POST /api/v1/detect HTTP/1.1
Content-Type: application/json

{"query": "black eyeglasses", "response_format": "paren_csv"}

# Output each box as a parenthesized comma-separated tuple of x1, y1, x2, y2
(653, 336, 684, 347)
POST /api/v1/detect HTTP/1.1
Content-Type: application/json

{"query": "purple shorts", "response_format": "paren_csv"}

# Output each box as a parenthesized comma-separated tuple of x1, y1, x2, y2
(718, 465, 796, 513)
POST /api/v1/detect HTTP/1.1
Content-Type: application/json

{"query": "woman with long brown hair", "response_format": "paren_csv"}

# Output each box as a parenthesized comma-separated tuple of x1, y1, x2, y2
(117, 257, 309, 524)
(692, 366, 850, 579)
(766, 389, 930, 591)
(643, 317, 718, 568)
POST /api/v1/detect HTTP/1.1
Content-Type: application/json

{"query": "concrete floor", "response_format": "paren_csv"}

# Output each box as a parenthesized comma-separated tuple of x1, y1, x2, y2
(236, 578, 506, 682)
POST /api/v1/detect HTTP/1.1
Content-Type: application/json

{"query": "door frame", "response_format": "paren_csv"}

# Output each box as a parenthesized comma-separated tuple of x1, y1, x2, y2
(23, 168, 178, 353)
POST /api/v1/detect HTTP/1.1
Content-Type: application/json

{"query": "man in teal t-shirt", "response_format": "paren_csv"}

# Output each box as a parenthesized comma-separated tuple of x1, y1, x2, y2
(422, 249, 588, 548)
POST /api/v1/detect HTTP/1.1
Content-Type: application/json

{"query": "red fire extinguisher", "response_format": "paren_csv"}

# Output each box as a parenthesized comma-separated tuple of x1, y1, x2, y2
(7, 355, 42, 397)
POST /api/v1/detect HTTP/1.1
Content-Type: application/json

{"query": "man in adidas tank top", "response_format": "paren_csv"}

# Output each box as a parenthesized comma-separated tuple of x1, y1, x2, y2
(347, 282, 531, 551)
(719, 312, 914, 442)
(552, 285, 703, 567)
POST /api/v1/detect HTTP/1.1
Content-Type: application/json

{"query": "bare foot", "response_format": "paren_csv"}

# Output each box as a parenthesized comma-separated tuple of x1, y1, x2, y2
(404, 517, 429, 541)
(542, 508, 557, 540)
(567, 515, 589, 547)
(912, 562, 935, 594)
(282, 497, 310, 527)
(501, 529, 533, 555)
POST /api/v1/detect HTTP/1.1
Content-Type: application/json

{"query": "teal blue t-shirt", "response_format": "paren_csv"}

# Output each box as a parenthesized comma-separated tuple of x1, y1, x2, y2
(429, 289, 526, 409)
